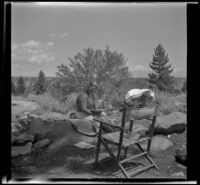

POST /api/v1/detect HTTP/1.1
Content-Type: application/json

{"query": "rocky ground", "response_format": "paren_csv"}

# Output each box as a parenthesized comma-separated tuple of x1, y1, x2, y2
(11, 131, 187, 180)
(11, 100, 187, 181)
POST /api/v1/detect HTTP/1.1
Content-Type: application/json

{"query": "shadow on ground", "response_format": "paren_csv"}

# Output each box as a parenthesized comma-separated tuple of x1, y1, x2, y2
(12, 145, 118, 178)
(12, 131, 187, 179)
(12, 144, 146, 179)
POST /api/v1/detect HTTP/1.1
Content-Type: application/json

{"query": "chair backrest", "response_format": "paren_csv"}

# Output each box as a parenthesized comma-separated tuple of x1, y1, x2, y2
(116, 102, 159, 161)
(120, 101, 159, 128)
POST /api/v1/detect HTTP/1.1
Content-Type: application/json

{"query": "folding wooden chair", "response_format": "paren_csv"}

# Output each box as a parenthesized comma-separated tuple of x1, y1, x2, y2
(93, 102, 159, 178)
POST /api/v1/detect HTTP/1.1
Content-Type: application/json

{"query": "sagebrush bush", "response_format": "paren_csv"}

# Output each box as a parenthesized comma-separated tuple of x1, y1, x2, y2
(25, 92, 77, 114)
(63, 93, 78, 111)
(12, 87, 186, 116)
(11, 95, 26, 101)
(99, 86, 187, 115)
(155, 90, 186, 115)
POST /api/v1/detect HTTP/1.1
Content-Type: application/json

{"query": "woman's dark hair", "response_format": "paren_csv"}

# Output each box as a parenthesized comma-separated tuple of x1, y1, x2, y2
(85, 81, 98, 94)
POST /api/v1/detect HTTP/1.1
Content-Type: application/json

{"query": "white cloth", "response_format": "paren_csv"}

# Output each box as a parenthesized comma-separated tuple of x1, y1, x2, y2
(125, 89, 155, 103)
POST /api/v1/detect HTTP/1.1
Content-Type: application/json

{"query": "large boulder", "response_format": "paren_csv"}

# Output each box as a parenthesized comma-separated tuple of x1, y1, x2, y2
(11, 118, 31, 135)
(111, 112, 186, 136)
(33, 139, 50, 149)
(12, 142, 33, 157)
(12, 100, 38, 122)
(141, 135, 173, 152)
(12, 133, 34, 146)
(153, 112, 187, 135)
(175, 144, 187, 166)
(150, 136, 173, 151)
(23, 113, 98, 150)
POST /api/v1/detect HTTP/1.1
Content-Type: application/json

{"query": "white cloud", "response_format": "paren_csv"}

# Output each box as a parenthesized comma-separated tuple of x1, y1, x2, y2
(61, 32, 69, 37)
(22, 40, 41, 48)
(50, 33, 56, 37)
(47, 42, 54, 46)
(50, 32, 69, 38)
(12, 53, 18, 61)
(12, 64, 20, 68)
(12, 40, 55, 64)
(12, 43, 18, 51)
(133, 65, 148, 71)
(173, 67, 180, 73)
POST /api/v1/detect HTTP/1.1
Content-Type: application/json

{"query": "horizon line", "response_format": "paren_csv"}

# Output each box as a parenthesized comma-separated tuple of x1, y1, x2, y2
(12, 76, 187, 78)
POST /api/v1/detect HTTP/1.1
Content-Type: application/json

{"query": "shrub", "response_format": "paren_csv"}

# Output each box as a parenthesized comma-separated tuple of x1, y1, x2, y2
(11, 95, 26, 101)
(155, 90, 186, 115)
(63, 92, 78, 111)
(25, 92, 78, 114)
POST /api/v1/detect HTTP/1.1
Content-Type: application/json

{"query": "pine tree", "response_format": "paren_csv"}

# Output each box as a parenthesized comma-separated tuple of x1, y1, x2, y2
(34, 70, 46, 95)
(11, 79, 16, 95)
(16, 76, 26, 95)
(148, 44, 175, 91)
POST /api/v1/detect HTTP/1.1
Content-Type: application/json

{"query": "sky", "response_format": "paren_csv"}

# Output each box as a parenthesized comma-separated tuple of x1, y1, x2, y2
(11, 2, 187, 77)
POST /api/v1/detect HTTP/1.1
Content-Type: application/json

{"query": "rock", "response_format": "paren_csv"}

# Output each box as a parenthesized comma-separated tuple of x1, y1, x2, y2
(12, 119, 31, 135)
(141, 135, 173, 152)
(12, 142, 32, 157)
(172, 172, 185, 177)
(150, 136, 173, 151)
(24, 114, 98, 150)
(12, 122, 21, 136)
(12, 133, 34, 146)
(33, 139, 50, 149)
(74, 142, 96, 149)
(12, 100, 38, 122)
(153, 112, 187, 135)
(175, 144, 187, 166)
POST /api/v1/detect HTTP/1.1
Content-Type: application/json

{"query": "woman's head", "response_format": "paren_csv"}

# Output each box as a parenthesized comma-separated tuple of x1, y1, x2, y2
(86, 81, 98, 95)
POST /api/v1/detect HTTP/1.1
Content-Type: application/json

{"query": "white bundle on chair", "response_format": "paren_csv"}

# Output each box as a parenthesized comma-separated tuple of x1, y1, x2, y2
(125, 89, 155, 103)
(125, 89, 155, 109)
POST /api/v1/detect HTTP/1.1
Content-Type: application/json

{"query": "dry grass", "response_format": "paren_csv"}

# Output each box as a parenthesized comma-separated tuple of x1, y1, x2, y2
(24, 92, 77, 114)
(12, 89, 186, 116)
(155, 90, 186, 116)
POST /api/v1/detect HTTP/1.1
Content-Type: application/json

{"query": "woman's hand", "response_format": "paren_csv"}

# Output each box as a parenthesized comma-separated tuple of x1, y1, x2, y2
(85, 115, 94, 121)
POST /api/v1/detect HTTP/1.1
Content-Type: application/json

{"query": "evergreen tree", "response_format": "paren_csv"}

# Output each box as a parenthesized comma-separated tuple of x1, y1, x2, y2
(16, 76, 26, 95)
(148, 44, 175, 91)
(11, 79, 16, 95)
(34, 70, 47, 95)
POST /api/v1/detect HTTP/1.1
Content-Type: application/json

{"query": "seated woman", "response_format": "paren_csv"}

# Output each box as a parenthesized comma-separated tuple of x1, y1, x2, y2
(76, 81, 99, 119)
(76, 81, 116, 133)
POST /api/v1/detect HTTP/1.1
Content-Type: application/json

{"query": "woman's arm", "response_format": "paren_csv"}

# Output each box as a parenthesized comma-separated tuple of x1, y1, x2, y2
(77, 94, 92, 115)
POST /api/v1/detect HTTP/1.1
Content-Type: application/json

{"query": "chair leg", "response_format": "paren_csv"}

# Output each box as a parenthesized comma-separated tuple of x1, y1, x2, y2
(147, 139, 152, 152)
(95, 138, 101, 166)
(136, 143, 159, 170)
(119, 163, 130, 178)
(124, 147, 128, 158)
